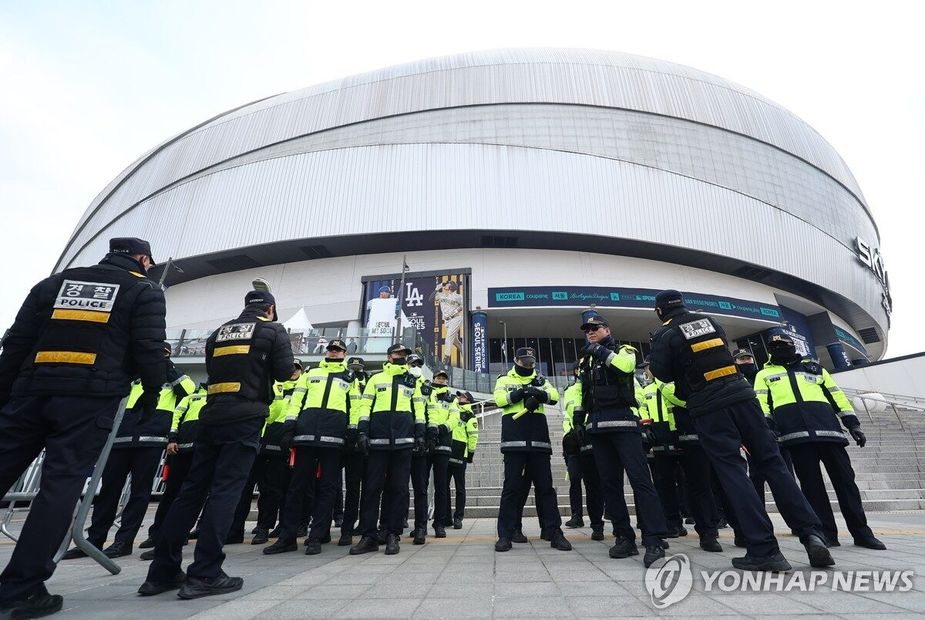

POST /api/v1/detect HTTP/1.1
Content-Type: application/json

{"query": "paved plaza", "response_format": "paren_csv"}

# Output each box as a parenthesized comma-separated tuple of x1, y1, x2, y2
(1, 510, 923, 619)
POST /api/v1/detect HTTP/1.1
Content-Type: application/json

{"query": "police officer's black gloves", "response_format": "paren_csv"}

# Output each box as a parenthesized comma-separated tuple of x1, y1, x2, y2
(523, 396, 540, 413)
(138, 389, 159, 424)
(466, 452, 474, 464)
(574, 424, 585, 445)
(357, 433, 370, 455)
(526, 386, 549, 403)
(644, 427, 658, 449)
(508, 388, 525, 403)
(167, 431, 179, 444)
(582, 343, 612, 364)
(345, 428, 359, 451)
(280, 422, 296, 453)
(420, 381, 433, 397)
(849, 427, 867, 448)
(414, 436, 427, 454)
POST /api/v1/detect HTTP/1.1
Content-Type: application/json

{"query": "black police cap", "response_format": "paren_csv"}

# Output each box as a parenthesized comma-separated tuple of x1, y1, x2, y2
(347, 357, 365, 367)
(244, 290, 276, 308)
(654, 289, 685, 311)
(580, 309, 609, 330)
(109, 237, 155, 264)
(326, 339, 347, 352)
(387, 343, 411, 355)
(434, 370, 449, 378)
(514, 347, 536, 359)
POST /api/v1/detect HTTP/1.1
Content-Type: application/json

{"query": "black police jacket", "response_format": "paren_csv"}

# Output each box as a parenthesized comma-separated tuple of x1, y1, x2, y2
(0, 253, 167, 405)
(649, 308, 754, 416)
(200, 309, 294, 425)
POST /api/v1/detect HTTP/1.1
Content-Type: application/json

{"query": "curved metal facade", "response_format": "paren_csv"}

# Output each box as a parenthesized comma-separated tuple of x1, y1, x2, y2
(55, 48, 888, 356)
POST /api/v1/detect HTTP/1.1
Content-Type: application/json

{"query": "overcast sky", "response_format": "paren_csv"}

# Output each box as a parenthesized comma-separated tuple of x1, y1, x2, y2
(1, 1, 922, 357)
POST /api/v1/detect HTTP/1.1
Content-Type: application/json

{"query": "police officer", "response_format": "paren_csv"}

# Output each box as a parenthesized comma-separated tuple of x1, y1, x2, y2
(62, 347, 194, 560)
(494, 347, 571, 552)
(562, 367, 604, 540)
(228, 369, 296, 545)
(639, 361, 723, 552)
(139, 289, 292, 599)
(139, 383, 209, 561)
(0, 237, 167, 618)
(337, 356, 368, 546)
(446, 391, 478, 528)
(407, 354, 431, 544)
(424, 370, 455, 538)
(649, 290, 833, 571)
(574, 311, 667, 567)
(755, 330, 885, 550)
(264, 339, 358, 555)
(734, 347, 796, 509)
(350, 344, 424, 555)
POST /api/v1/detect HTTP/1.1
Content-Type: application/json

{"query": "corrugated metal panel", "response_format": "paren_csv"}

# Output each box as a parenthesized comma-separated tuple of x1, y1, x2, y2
(65, 143, 887, 334)
(60, 49, 872, 270)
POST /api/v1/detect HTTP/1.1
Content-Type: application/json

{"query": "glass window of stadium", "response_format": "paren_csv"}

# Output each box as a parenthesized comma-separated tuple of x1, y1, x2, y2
(489, 337, 649, 376)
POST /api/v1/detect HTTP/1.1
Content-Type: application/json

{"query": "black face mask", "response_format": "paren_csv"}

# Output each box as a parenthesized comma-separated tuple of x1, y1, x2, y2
(769, 348, 800, 365)
(391, 357, 407, 366)
(737, 362, 758, 376)
(325, 357, 343, 363)
(514, 364, 534, 377)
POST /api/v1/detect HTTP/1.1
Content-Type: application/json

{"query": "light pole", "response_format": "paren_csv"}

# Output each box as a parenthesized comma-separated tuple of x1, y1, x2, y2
(499, 320, 508, 367)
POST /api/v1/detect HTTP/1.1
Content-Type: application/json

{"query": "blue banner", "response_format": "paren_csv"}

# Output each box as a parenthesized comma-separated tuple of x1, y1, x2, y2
(471, 311, 489, 373)
(833, 326, 868, 357)
(488, 286, 781, 322)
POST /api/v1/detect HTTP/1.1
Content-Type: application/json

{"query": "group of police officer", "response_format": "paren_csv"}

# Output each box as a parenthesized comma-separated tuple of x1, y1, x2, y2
(0, 235, 887, 617)
(515, 290, 884, 575)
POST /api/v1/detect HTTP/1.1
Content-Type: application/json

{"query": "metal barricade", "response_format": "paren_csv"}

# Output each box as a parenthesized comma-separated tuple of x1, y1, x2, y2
(52, 396, 130, 575)
(1, 452, 46, 543)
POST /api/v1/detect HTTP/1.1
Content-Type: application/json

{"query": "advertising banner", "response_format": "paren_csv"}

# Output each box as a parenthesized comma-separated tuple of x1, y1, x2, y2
(362, 270, 469, 368)
(471, 311, 489, 373)
(488, 286, 781, 322)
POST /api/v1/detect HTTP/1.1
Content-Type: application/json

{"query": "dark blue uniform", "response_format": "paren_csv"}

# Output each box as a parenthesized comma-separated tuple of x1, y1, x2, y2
(577, 337, 667, 551)
(649, 295, 832, 568)
(143, 297, 292, 595)
(0, 246, 167, 611)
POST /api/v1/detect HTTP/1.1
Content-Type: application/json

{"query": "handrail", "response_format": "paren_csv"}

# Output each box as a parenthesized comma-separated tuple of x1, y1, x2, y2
(841, 387, 925, 407)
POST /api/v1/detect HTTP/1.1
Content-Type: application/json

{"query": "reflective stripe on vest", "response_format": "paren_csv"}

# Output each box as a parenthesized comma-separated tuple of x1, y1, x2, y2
(779, 431, 810, 442)
(597, 420, 638, 428)
(704, 365, 737, 381)
(208, 382, 241, 394)
(34, 351, 97, 365)
(691, 338, 724, 353)
(213, 345, 250, 357)
(815, 430, 848, 439)
(50, 309, 110, 323)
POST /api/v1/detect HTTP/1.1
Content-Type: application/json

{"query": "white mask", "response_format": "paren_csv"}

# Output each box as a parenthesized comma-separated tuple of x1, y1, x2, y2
(408, 367, 423, 377)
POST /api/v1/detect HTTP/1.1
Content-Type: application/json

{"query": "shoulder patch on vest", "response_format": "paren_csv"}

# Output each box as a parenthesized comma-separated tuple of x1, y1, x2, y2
(54, 280, 120, 312)
(216, 323, 256, 342)
(678, 319, 716, 340)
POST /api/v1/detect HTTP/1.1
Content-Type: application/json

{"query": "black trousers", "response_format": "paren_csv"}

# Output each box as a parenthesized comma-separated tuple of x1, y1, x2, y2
(446, 463, 467, 520)
(749, 445, 794, 502)
(278, 446, 341, 541)
(340, 451, 365, 536)
(566, 452, 604, 527)
(147, 451, 194, 541)
(654, 448, 719, 540)
(427, 453, 449, 527)
(86, 446, 163, 548)
(788, 442, 873, 543)
(146, 417, 262, 581)
(591, 432, 667, 547)
(0, 395, 120, 603)
(230, 450, 288, 538)
(360, 449, 412, 536)
(497, 451, 562, 539)
(693, 399, 823, 557)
